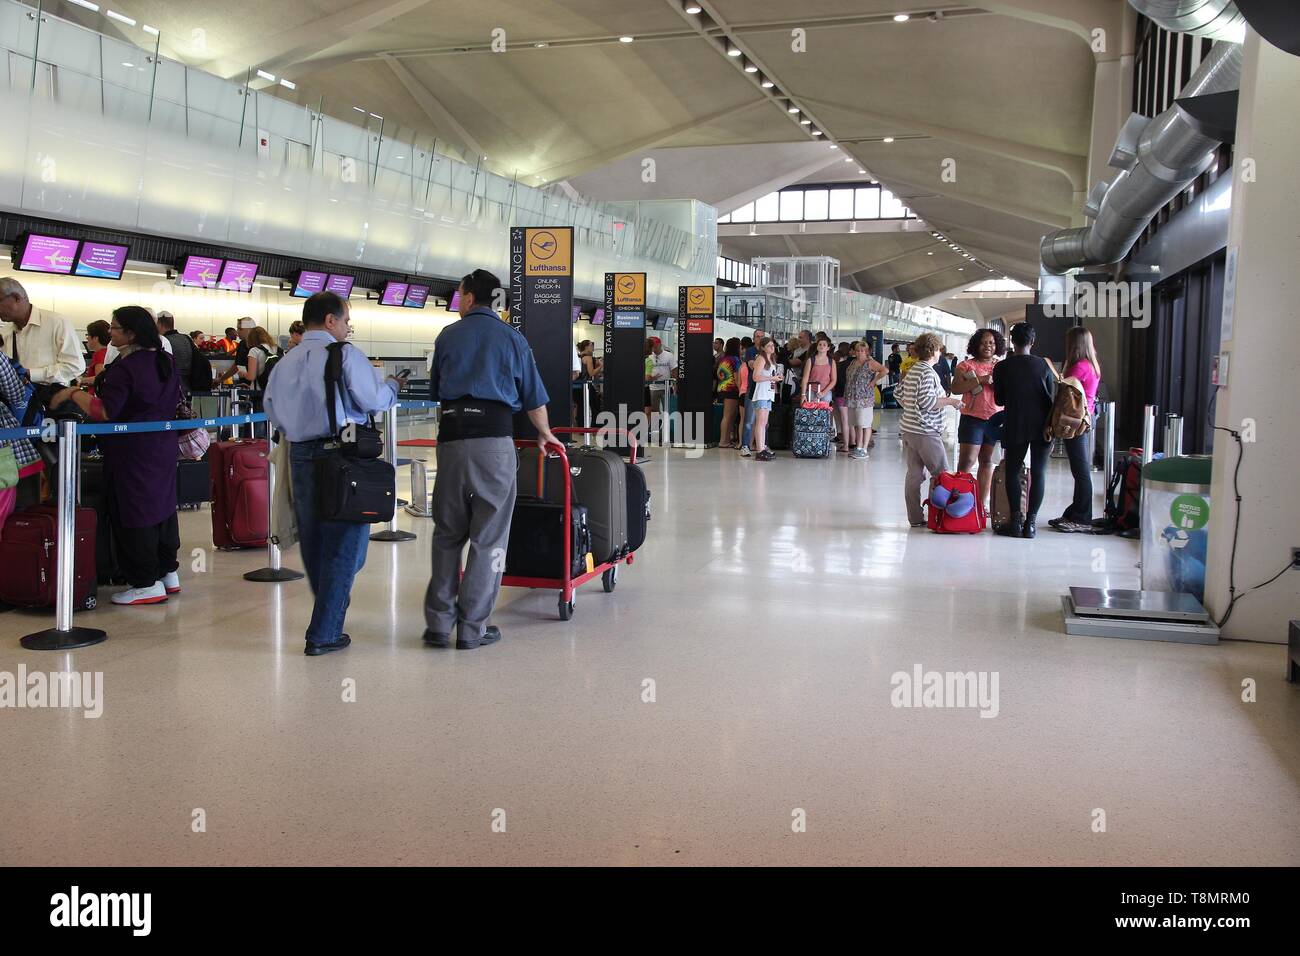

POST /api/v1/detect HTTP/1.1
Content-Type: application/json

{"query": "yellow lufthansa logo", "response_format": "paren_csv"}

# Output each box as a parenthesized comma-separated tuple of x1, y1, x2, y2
(612, 273, 645, 307)
(685, 286, 714, 316)
(618, 276, 636, 295)
(525, 227, 571, 275)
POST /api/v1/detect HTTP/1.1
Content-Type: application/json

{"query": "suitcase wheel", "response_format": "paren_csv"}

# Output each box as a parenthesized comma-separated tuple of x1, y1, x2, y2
(558, 595, 575, 621)
(602, 566, 617, 593)
(81, 594, 97, 611)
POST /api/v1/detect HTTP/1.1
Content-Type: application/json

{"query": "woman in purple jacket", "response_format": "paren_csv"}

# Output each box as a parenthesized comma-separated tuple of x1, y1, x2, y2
(52, 306, 181, 605)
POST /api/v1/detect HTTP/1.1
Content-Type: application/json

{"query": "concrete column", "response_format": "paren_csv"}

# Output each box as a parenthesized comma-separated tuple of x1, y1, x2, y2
(1203, 31, 1300, 644)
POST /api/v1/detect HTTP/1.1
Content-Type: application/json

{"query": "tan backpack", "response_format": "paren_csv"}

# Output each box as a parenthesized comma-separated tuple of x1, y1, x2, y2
(1045, 365, 1090, 440)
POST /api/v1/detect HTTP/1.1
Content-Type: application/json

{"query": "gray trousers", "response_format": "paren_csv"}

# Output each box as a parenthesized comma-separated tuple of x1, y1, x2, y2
(901, 429, 949, 525)
(425, 436, 517, 642)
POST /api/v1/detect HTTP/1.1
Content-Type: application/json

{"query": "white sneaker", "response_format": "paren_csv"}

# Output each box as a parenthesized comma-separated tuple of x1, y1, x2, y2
(739, 446, 751, 458)
(162, 571, 181, 594)
(111, 582, 168, 606)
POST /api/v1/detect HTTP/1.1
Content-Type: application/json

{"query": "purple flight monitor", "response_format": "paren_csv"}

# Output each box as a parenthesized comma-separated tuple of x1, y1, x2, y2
(75, 241, 129, 280)
(446, 290, 461, 312)
(179, 255, 223, 289)
(19, 235, 79, 274)
(294, 270, 328, 297)
(326, 274, 354, 298)
(403, 284, 429, 309)
(219, 260, 258, 293)
(380, 282, 408, 306)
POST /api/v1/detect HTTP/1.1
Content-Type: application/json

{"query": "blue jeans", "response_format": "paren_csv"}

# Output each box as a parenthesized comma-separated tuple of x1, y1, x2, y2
(290, 441, 370, 646)
(741, 399, 757, 449)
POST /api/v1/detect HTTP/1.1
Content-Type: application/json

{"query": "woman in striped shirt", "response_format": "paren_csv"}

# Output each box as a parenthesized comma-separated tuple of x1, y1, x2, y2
(899, 333, 963, 527)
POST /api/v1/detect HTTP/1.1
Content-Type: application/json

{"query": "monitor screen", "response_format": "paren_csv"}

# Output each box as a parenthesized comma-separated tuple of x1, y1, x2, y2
(572, 306, 582, 323)
(379, 281, 408, 306)
(445, 290, 461, 312)
(592, 308, 605, 325)
(178, 255, 223, 289)
(326, 274, 354, 298)
(16, 234, 80, 275)
(403, 284, 429, 309)
(74, 241, 129, 280)
(218, 259, 258, 293)
(292, 270, 328, 298)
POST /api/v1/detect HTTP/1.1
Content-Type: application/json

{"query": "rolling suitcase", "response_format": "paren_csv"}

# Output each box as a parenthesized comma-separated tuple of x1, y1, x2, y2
(78, 455, 126, 586)
(793, 393, 833, 459)
(625, 460, 650, 553)
(518, 447, 628, 563)
(504, 497, 593, 579)
(0, 505, 98, 610)
(177, 456, 211, 510)
(766, 403, 793, 451)
(991, 460, 1030, 528)
(927, 472, 987, 534)
(209, 439, 269, 549)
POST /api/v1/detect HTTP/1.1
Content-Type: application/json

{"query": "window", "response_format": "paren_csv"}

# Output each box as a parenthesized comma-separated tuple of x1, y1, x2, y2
(779, 191, 803, 221)
(880, 188, 906, 218)
(803, 189, 828, 220)
(828, 188, 854, 220)
(755, 192, 779, 221)
(855, 187, 880, 219)
(730, 202, 754, 223)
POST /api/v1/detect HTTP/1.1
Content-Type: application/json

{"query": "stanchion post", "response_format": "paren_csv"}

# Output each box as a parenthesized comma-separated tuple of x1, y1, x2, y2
(371, 403, 416, 542)
(1164, 414, 1184, 459)
(1141, 405, 1158, 465)
(21, 419, 106, 650)
(244, 427, 304, 582)
(1102, 401, 1116, 492)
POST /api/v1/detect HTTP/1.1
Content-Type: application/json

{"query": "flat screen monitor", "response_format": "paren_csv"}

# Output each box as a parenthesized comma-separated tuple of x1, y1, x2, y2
(403, 284, 429, 309)
(572, 306, 581, 323)
(445, 290, 461, 312)
(379, 281, 408, 307)
(591, 308, 605, 326)
(218, 259, 258, 293)
(74, 241, 129, 280)
(16, 234, 79, 275)
(292, 270, 328, 298)
(326, 274, 354, 298)
(178, 255, 223, 289)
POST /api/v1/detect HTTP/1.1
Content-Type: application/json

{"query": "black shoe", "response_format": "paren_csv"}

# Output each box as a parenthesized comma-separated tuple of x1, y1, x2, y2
(1047, 517, 1065, 529)
(305, 633, 351, 656)
(423, 629, 451, 648)
(1022, 516, 1037, 539)
(457, 625, 502, 650)
(994, 520, 1023, 538)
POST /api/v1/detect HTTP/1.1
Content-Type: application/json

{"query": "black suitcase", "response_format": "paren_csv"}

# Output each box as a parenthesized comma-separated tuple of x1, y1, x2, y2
(625, 461, 650, 553)
(505, 497, 592, 579)
(767, 403, 794, 451)
(177, 456, 211, 508)
(79, 455, 125, 587)
(518, 447, 628, 563)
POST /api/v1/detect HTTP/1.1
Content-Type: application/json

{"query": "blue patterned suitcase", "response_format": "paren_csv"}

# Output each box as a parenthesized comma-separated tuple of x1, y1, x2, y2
(793, 405, 832, 458)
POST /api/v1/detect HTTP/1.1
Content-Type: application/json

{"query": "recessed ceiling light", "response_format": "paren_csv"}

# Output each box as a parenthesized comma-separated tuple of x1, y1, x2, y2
(858, 169, 867, 174)
(620, 35, 635, 43)
(927, 251, 934, 255)
(800, 119, 811, 125)
(843, 157, 852, 163)
(830, 144, 839, 149)
(256, 69, 276, 82)
(535, 42, 549, 48)
(121, 61, 134, 68)
(353, 106, 366, 113)
(106, 9, 135, 25)
(958, 267, 964, 270)
(788, 106, 800, 113)
(894, 14, 911, 23)
(685, 3, 703, 13)
(882, 136, 895, 143)
(760, 79, 774, 88)
(67, 0, 99, 10)
(280, 78, 296, 90)
(744, 63, 758, 73)
(142, 24, 159, 35)
(811, 130, 823, 136)
(727, 46, 742, 56)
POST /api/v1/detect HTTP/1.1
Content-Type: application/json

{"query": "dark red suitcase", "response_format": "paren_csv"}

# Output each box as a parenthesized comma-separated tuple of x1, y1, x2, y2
(209, 439, 268, 549)
(0, 505, 98, 610)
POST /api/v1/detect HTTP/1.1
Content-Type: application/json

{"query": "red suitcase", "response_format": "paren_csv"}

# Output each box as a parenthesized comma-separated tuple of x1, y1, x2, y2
(0, 505, 98, 610)
(209, 439, 269, 549)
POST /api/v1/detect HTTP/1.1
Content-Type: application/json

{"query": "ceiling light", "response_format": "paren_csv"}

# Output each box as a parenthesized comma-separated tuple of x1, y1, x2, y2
(370, 112, 383, 119)
(744, 62, 758, 73)
(535, 42, 549, 48)
(685, 2, 703, 12)
(760, 79, 774, 88)
(106, 10, 135, 25)
(727, 46, 742, 56)
(142, 24, 159, 36)
(858, 169, 867, 174)
(958, 267, 964, 270)
(788, 106, 800, 113)
(894, 14, 911, 23)
(830, 144, 839, 149)
(800, 119, 811, 125)
(620, 36, 635, 43)
(882, 136, 895, 143)
(353, 106, 366, 113)
(280, 78, 296, 90)
(927, 252, 934, 255)
(844, 158, 852, 163)
(256, 69, 276, 82)
(811, 130, 823, 136)
(121, 61, 134, 68)
(67, 0, 98, 10)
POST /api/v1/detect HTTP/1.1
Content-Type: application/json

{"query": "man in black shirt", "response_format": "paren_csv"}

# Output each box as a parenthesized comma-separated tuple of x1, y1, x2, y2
(991, 322, 1055, 538)
(156, 311, 192, 393)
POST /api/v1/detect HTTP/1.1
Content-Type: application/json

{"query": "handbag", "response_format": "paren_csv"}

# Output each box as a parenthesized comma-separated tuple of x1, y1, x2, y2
(315, 341, 395, 523)
(0, 445, 18, 490)
(175, 397, 211, 461)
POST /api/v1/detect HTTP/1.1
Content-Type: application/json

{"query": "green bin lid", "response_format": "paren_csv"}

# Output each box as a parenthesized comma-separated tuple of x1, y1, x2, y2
(1143, 454, 1212, 484)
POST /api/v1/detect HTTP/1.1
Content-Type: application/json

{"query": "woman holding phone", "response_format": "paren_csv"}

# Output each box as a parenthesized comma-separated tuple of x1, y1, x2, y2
(749, 338, 782, 462)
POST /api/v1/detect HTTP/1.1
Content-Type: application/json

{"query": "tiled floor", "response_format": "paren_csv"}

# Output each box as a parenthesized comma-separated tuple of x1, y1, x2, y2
(1, 414, 1297, 866)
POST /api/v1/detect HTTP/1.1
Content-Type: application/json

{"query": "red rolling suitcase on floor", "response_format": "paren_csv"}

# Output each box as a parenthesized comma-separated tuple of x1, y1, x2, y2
(0, 505, 98, 610)
(209, 439, 269, 549)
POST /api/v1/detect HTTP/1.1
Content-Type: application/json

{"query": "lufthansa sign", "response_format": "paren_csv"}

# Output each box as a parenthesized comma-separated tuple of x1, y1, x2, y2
(525, 227, 572, 276)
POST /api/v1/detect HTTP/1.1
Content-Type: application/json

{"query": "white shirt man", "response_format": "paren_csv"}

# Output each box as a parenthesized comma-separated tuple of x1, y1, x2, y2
(0, 278, 86, 384)
(647, 338, 676, 393)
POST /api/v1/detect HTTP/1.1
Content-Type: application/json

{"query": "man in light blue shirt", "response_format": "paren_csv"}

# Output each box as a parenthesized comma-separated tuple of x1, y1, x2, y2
(265, 291, 406, 656)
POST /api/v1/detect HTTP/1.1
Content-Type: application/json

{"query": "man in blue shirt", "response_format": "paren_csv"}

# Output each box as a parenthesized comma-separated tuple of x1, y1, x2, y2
(424, 269, 557, 650)
(265, 291, 406, 656)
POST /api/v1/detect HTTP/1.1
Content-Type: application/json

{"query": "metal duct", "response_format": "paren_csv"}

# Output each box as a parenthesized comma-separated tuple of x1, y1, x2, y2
(1126, 1, 1247, 41)
(1040, 40, 1243, 274)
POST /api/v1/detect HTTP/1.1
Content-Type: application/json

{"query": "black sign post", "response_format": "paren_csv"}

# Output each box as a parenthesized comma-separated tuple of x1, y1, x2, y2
(676, 285, 716, 447)
(603, 272, 648, 460)
(510, 226, 574, 437)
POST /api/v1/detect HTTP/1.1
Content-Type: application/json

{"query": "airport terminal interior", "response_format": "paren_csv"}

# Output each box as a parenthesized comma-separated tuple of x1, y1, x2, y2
(0, 0, 1297, 869)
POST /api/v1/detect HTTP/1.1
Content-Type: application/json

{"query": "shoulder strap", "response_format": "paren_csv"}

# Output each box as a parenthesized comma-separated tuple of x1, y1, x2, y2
(324, 341, 346, 436)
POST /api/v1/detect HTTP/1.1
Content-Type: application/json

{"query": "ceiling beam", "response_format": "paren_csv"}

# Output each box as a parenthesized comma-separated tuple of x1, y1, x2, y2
(882, 174, 1072, 228)
(713, 154, 846, 216)
(801, 95, 1087, 190)
(844, 240, 947, 275)
(378, 53, 486, 160)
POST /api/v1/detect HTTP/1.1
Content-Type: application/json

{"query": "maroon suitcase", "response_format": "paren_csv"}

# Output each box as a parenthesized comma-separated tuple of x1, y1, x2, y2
(209, 439, 269, 549)
(0, 505, 98, 610)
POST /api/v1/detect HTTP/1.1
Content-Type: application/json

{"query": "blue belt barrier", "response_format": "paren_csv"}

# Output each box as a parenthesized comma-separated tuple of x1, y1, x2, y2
(0, 413, 267, 442)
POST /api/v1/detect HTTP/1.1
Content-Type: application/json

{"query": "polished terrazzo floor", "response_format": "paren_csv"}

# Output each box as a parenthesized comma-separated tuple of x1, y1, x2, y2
(2, 413, 1297, 866)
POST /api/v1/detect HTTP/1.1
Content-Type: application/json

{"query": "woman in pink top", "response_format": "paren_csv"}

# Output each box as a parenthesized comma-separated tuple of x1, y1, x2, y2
(1051, 327, 1102, 532)
(950, 328, 1006, 507)
(800, 337, 837, 402)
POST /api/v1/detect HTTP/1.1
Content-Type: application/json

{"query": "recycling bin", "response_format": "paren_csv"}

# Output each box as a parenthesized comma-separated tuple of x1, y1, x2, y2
(1140, 455, 1212, 603)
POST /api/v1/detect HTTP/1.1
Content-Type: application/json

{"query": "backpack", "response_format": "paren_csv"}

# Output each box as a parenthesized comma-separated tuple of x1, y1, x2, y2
(926, 471, 987, 534)
(189, 348, 214, 392)
(1105, 451, 1143, 535)
(1046, 374, 1090, 440)
(257, 349, 281, 391)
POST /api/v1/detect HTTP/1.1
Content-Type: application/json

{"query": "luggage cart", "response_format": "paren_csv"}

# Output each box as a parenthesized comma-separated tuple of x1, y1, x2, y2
(501, 428, 637, 621)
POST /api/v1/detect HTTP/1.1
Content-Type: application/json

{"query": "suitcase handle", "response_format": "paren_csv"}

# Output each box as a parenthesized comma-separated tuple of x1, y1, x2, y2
(549, 426, 638, 462)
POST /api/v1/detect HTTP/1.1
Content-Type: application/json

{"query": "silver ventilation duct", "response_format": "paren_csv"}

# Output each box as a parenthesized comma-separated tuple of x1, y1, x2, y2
(1040, 40, 1243, 274)
(1127, 1, 1247, 41)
